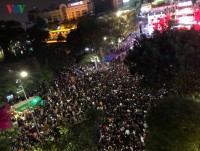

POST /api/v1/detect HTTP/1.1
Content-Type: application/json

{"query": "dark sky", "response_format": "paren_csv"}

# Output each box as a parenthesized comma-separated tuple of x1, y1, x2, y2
(0, 0, 69, 22)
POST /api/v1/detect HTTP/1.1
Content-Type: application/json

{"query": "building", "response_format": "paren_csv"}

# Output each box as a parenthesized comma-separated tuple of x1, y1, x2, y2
(39, 4, 68, 22)
(29, 0, 94, 23)
(66, 0, 94, 20)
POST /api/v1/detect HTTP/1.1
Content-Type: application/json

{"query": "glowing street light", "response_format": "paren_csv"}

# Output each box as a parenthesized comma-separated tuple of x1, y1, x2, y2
(116, 11, 122, 17)
(117, 38, 122, 51)
(18, 71, 28, 100)
(20, 71, 28, 78)
(103, 37, 107, 40)
(18, 71, 40, 135)
(118, 38, 122, 43)
(85, 47, 90, 51)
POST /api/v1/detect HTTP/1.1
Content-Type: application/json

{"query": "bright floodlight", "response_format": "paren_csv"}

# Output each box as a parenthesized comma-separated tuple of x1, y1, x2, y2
(20, 71, 28, 78)
(123, 0, 129, 2)
(116, 11, 122, 17)
(103, 37, 107, 40)
(85, 47, 90, 51)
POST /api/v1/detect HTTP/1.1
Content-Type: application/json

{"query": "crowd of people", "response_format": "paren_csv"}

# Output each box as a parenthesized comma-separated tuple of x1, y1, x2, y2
(7, 57, 166, 151)
(3, 32, 167, 151)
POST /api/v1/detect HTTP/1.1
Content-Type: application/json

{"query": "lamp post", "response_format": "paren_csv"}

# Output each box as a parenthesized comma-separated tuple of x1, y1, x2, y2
(117, 38, 122, 52)
(94, 56, 98, 70)
(17, 71, 40, 136)
(19, 71, 28, 100)
(91, 40, 96, 53)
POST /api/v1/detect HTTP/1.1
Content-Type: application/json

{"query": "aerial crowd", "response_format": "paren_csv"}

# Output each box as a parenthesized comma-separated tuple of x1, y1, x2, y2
(5, 33, 167, 151)
(8, 58, 166, 151)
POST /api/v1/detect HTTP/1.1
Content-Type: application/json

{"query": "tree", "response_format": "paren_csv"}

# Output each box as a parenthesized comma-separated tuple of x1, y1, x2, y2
(66, 16, 99, 55)
(0, 60, 36, 100)
(125, 29, 200, 97)
(129, 0, 141, 7)
(32, 45, 68, 71)
(0, 20, 27, 61)
(146, 97, 200, 151)
(37, 109, 102, 151)
(35, 17, 48, 29)
(48, 22, 58, 30)
(0, 55, 61, 100)
(27, 26, 49, 47)
(0, 127, 19, 151)
(66, 13, 137, 56)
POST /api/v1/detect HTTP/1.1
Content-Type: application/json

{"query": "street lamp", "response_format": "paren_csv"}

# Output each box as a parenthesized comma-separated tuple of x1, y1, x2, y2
(85, 47, 90, 51)
(20, 71, 28, 78)
(103, 37, 107, 41)
(116, 11, 122, 17)
(117, 38, 122, 51)
(17, 71, 40, 135)
(94, 56, 98, 70)
(16, 71, 28, 100)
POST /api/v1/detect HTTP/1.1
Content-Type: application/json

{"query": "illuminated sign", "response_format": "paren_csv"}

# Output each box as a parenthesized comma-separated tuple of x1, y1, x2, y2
(70, 1, 83, 7)
(176, 8, 194, 15)
(177, 16, 194, 24)
(6, 4, 25, 14)
(178, 1, 192, 7)
(150, 4, 176, 12)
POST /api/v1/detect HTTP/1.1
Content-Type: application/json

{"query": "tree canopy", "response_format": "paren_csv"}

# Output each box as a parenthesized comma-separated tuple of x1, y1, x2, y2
(125, 29, 200, 97)
(66, 12, 136, 55)
(0, 127, 19, 151)
(37, 109, 102, 151)
(146, 96, 200, 151)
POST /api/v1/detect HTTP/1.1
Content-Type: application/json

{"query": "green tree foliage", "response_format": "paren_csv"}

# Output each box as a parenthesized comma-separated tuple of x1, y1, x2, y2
(129, 0, 141, 7)
(67, 16, 100, 54)
(0, 127, 19, 151)
(125, 11, 137, 34)
(0, 21, 27, 61)
(125, 29, 200, 96)
(66, 13, 136, 55)
(0, 55, 62, 100)
(35, 17, 48, 30)
(48, 22, 59, 30)
(37, 109, 102, 151)
(79, 54, 98, 65)
(33, 45, 68, 71)
(66, 29, 83, 53)
(27, 26, 49, 46)
(146, 97, 200, 151)
(0, 60, 36, 100)
(27, 17, 49, 57)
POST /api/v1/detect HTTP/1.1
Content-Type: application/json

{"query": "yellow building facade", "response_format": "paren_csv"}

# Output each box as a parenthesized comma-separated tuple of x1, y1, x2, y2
(38, 0, 94, 23)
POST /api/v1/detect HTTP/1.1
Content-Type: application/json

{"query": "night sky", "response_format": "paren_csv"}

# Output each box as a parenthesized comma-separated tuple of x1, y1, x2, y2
(0, 0, 70, 22)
